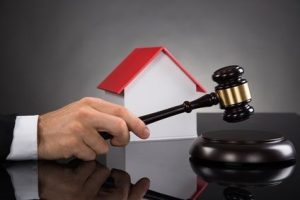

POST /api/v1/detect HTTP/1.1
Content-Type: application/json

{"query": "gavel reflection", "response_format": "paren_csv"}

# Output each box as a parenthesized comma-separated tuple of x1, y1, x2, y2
(189, 157, 296, 200)
(101, 65, 254, 139)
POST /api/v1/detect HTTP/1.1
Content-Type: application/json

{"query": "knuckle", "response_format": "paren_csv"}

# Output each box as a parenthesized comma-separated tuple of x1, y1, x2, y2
(116, 119, 128, 133)
(114, 106, 128, 117)
(69, 122, 84, 134)
(80, 97, 96, 105)
(76, 107, 92, 119)
(66, 136, 80, 148)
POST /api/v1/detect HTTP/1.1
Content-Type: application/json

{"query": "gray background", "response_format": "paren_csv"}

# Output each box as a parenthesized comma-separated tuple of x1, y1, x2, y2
(0, 0, 299, 115)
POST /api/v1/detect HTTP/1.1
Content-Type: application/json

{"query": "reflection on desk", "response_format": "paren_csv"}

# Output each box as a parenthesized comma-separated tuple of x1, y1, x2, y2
(1, 160, 151, 200)
(0, 157, 297, 200)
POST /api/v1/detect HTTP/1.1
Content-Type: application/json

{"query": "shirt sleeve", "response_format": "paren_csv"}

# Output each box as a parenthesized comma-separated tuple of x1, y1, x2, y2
(6, 115, 39, 160)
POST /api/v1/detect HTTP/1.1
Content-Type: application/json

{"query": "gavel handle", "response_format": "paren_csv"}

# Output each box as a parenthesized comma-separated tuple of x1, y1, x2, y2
(100, 93, 219, 140)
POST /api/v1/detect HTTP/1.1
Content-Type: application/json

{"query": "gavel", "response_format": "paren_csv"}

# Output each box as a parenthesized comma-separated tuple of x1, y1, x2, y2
(101, 65, 254, 140)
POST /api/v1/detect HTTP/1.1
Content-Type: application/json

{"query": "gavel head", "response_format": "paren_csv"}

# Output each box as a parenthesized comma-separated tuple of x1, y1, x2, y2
(212, 65, 254, 122)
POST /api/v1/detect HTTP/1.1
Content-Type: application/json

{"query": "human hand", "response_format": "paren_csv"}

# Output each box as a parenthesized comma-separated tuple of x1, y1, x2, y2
(37, 97, 150, 160)
(38, 161, 150, 200)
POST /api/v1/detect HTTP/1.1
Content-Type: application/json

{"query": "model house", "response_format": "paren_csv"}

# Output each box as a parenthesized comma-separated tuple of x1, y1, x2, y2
(98, 46, 206, 141)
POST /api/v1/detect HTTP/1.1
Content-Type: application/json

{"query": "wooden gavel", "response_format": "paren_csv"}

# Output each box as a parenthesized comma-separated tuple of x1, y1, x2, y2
(101, 65, 254, 140)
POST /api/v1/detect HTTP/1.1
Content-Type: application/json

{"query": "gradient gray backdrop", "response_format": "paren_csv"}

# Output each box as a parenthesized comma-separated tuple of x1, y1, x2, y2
(0, 0, 299, 115)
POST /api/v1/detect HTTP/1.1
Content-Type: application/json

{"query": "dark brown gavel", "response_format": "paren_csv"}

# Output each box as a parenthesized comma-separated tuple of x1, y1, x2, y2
(101, 65, 254, 140)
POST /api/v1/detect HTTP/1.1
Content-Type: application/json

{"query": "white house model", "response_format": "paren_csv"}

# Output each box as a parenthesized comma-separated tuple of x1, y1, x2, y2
(98, 47, 206, 141)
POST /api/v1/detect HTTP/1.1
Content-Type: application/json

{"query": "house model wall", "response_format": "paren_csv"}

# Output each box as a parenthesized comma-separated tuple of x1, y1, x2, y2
(98, 47, 206, 141)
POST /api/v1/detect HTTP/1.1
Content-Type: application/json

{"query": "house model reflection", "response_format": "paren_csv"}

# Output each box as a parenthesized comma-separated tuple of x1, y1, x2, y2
(98, 47, 206, 141)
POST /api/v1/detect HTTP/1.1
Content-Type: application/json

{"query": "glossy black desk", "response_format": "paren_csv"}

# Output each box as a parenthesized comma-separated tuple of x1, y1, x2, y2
(0, 113, 299, 200)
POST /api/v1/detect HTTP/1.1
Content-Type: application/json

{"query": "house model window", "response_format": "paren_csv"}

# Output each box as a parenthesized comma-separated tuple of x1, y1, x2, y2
(98, 47, 206, 141)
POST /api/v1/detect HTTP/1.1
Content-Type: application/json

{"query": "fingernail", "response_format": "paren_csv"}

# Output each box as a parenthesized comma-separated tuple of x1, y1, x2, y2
(144, 127, 150, 138)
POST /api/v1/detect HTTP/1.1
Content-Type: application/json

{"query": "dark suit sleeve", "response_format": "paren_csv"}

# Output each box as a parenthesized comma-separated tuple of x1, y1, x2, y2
(0, 114, 17, 161)
(0, 164, 16, 200)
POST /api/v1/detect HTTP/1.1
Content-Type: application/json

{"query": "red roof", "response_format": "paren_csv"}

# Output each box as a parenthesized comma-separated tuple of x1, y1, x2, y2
(98, 47, 207, 94)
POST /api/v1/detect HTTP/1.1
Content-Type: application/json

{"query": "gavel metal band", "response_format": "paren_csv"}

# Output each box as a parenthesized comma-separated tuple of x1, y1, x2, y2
(216, 83, 251, 107)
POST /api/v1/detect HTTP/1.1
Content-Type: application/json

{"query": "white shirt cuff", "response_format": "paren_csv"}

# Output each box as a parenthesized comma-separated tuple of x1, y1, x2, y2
(7, 115, 39, 160)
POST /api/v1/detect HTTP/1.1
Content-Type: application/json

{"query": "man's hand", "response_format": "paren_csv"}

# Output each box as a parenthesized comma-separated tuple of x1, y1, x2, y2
(37, 97, 150, 160)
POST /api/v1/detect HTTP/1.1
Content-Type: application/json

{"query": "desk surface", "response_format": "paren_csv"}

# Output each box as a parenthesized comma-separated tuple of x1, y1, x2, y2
(1, 113, 300, 200)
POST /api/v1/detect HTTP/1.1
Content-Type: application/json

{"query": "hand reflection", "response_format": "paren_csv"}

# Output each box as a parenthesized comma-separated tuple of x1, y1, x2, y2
(98, 169, 150, 200)
(38, 160, 150, 200)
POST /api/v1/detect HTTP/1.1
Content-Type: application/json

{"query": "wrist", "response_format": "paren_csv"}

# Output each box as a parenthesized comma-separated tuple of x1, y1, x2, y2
(37, 114, 47, 159)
